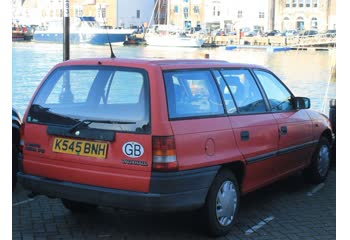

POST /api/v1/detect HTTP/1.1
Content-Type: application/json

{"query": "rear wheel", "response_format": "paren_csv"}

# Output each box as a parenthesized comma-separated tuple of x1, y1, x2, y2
(202, 169, 240, 237)
(61, 199, 97, 213)
(303, 137, 331, 184)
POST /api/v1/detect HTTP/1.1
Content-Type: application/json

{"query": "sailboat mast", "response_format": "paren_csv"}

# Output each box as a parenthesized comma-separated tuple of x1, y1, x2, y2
(143, 0, 160, 38)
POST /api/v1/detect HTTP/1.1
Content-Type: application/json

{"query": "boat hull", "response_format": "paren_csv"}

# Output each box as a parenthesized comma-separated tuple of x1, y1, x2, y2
(33, 32, 133, 45)
(145, 36, 205, 48)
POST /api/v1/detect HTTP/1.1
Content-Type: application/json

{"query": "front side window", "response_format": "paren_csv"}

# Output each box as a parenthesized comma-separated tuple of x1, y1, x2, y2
(28, 66, 150, 133)
(220, 69, 267, 114)
(254, 70, 294, 112)
(164, 70, 224, 119)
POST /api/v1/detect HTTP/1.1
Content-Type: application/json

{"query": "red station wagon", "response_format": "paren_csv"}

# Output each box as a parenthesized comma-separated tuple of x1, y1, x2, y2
(18, 58, 334, 236)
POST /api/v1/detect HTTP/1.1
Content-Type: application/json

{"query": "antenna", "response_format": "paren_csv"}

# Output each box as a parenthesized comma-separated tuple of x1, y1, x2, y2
(99, 5, 116, 58)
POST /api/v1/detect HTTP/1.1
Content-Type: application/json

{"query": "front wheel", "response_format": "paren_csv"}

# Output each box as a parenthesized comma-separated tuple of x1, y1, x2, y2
(303, 137, 331, 184)
(202, 169, 240, 237)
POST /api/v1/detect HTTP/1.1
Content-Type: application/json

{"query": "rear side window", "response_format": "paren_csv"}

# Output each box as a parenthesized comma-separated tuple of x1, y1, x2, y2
(220, 69, 267, 113)
(164, 70, 224, 119)
(28, 66, 150, 133)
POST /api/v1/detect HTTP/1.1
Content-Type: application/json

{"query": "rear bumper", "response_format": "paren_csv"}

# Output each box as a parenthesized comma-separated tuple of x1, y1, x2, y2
(18, 166, 219, 212)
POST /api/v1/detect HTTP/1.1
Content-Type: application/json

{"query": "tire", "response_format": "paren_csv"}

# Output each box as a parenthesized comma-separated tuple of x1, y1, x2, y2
(61, 199, 97, 213)
(12, 144, 18, 191)
(202, 169, 240, 237)
(303, 137, 331, 184)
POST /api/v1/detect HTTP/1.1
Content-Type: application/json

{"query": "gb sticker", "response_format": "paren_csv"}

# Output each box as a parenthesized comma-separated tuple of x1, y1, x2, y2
(122, 142, 144, 158)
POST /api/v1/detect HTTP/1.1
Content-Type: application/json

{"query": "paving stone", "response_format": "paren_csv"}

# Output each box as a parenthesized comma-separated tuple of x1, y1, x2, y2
(12, 167, 336, 239)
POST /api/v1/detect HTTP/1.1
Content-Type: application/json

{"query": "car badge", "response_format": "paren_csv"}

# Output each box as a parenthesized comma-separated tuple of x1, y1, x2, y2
(75, 131, 80, 136)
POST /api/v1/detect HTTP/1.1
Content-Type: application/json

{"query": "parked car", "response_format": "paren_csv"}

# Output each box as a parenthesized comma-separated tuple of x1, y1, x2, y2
(12, 107, 22, 190)
(282, 30, 299, 36)
(18, 58, 334, 236)
(301, 30, 318, 36)
(324, 29, 336, 37)
(264, 30, 282, 36)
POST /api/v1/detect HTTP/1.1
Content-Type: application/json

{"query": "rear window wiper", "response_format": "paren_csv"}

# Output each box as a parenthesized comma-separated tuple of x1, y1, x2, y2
(69, 119, 136, 133)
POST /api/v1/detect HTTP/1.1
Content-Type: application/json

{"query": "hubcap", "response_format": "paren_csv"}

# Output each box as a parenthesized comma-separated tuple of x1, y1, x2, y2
(318, 144, 330, 177)
(216, 180, 237, 226)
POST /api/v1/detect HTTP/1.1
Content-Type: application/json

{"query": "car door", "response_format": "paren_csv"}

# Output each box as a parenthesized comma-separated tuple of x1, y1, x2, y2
(253, 69, 314, 175)
(214, 69, 281, 193)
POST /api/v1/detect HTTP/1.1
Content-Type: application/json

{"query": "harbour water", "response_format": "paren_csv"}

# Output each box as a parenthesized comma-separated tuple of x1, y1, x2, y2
(12, 42, 336, 116)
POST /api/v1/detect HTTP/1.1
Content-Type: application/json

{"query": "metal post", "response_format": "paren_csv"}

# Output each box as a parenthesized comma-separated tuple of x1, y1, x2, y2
(63, 0, 70, 61)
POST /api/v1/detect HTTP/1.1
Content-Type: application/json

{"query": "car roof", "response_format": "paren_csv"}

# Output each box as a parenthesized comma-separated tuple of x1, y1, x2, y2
(55, 58, 267, 71)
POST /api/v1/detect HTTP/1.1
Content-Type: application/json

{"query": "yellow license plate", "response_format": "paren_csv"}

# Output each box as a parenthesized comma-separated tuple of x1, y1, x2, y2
(52, 137, 108, 158)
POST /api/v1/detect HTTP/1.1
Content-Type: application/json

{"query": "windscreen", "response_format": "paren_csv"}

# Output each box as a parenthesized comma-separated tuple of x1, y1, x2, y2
(27, 66, 150, 133)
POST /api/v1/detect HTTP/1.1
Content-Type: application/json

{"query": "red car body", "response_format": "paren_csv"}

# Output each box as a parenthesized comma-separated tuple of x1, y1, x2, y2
(18, 58, 333, 236)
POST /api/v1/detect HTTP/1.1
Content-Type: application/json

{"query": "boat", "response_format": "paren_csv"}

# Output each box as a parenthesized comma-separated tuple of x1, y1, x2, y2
(12, 25, 34, 41)
(33, 16, 136, 45)
(144, 24, 205, 48)
(142, 0, 206, 48)
(123, 34, 147, 46)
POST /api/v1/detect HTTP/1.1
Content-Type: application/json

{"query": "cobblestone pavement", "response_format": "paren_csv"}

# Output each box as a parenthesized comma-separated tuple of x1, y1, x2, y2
(13, 165, 336, 240)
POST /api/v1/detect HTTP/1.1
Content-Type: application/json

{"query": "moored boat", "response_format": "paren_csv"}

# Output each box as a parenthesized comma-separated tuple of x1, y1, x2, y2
(33, 17, 136, 45)
(144, 25, 205, 48)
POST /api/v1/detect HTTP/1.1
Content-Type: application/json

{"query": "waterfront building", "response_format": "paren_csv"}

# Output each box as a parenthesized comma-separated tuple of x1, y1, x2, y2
(158, 0, 205, 30)
(12, 0, 154, 29)
(274, 0, 334, 32)
(70, 0, 153, 28)
(203, 0, 271, 33)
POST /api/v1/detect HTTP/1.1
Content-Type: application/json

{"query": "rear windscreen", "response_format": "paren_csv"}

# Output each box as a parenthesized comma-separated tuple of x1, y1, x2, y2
(28, 66, 150, 133)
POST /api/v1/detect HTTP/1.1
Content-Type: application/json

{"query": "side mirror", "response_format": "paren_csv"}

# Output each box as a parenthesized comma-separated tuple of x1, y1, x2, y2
(294, 97, 310, 109)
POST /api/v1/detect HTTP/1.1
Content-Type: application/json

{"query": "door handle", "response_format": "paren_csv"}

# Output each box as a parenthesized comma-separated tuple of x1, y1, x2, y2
(241, 131, 250, 141)
(280, 126, 288, 135)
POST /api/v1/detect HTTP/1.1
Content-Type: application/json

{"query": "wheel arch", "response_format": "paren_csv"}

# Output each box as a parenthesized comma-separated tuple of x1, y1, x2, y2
(320, 128, 333, 145)
(220, 160, 246, 191)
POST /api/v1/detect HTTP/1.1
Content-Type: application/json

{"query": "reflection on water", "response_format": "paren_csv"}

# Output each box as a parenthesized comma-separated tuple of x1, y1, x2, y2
(12, 42, 336, 116)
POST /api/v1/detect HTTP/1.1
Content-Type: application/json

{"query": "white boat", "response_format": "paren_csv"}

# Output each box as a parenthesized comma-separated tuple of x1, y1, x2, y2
(144, 25, 205, 48)
(33, 17, 136, 45)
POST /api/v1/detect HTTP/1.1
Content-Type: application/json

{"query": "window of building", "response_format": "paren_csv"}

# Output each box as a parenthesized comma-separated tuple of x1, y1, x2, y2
(184, 7, 189, 19)
(311, 17, 318, 29)
(136, 10, 140, 19)
(298, 0, 304, 7)
(259, 12, 265, 18)
(237, 10, 243, 18)
(75, 5, 84, 17)
(96, 5, 107, 18)
(286, 0, 291, 7)
(292, 0, 297, 7)
(296, 16, 304, 30)
(184, 0, 189, 3)
(312, 0, 318, 7)
(174, 5, 179, 13)
(305, 0, 311, 7)
(193, 5, 200, 14)
(213, 6, 216, 16)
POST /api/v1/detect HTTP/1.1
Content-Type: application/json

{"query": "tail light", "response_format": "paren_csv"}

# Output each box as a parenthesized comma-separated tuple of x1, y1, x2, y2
(152, 136, 178, 171)
(19, 123, 25, 152)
